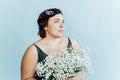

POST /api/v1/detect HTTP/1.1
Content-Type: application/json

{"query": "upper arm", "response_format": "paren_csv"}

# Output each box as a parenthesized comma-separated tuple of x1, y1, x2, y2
(21, 45, 38, 80)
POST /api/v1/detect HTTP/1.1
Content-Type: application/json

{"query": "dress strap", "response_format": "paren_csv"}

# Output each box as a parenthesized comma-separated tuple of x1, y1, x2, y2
(32, 44, 47, 62)
(33, 44, 41, 62)
(67, 37, 72, 48)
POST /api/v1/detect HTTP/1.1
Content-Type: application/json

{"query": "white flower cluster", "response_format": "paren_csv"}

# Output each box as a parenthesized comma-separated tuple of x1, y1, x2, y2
(46, 10, 54, 15)
(36, 46, 92, 80)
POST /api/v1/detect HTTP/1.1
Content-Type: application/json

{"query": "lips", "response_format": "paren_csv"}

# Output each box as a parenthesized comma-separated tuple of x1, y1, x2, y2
(58, 30, 63, 32)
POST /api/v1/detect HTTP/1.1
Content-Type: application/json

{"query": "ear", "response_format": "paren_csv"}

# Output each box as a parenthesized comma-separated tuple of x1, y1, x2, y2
(44, 26, 48, 30)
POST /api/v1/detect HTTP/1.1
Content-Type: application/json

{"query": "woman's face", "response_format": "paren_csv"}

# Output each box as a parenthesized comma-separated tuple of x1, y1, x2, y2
(45, 14, 64, 38)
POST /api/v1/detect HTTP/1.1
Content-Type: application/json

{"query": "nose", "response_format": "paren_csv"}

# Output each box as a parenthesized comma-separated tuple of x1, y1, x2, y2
(59, 22, 64, 28)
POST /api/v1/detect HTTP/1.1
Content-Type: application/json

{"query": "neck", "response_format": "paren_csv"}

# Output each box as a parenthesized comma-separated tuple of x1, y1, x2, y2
(42, 36, 63, 46)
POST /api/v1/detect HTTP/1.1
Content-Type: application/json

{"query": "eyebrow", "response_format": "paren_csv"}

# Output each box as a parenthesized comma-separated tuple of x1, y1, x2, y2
(52, 18, 64, 21)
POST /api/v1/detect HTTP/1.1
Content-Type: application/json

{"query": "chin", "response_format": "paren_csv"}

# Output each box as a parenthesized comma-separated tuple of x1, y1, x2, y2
(55, 35, 63, 38)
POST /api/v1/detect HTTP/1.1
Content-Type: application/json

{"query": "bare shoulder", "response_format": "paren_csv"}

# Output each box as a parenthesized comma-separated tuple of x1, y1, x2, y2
(69, 37, 79, 48)
(21, 44, 38, 64)
(69, 37, 78, 44)
(24, 44, 37, 57)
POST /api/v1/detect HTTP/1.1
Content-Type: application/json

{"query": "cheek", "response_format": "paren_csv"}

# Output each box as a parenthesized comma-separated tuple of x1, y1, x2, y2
(49, 26, 58, 31)
(47, 27, 56, 33)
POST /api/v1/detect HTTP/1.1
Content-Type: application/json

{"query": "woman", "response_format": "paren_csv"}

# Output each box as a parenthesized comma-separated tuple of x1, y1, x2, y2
(21, 8, 85, 80)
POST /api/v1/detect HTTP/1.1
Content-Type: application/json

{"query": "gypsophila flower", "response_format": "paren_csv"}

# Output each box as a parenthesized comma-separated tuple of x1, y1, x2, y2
(46, 10, 54, 15)
(36, 46, 92, 80)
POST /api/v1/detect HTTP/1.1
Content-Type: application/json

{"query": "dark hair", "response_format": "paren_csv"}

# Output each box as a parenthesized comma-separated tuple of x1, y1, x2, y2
(37, 8, 63, 38)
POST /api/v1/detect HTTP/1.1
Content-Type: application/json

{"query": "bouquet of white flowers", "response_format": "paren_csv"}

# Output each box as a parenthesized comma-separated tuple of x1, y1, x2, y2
(36, 46, 92, 80)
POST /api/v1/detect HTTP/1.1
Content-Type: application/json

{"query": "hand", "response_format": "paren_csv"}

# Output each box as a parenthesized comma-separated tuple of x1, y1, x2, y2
(66, 72, 83, 80)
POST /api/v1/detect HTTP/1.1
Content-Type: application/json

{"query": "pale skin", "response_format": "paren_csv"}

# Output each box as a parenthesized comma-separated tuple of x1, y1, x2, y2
(21, 14, 85, 80)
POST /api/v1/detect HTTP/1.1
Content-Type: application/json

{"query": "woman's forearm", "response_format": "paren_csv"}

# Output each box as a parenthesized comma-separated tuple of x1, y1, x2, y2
(22, 77, 37, 80)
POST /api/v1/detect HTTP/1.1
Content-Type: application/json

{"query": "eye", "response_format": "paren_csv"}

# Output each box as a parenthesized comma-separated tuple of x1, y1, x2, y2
(54, 20, 59, 23)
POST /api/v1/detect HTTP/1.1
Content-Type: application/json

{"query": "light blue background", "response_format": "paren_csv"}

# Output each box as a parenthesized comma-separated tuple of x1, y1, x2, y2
(0, 0, 120, 80)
